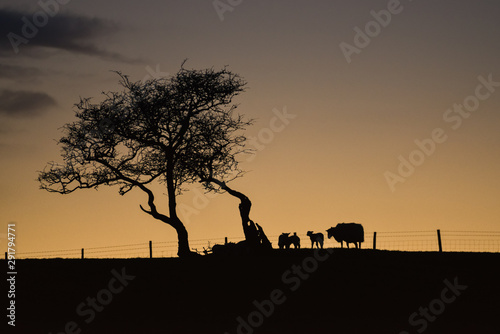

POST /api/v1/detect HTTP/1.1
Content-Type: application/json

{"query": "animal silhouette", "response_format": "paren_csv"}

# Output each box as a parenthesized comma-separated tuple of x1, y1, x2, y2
(290, 232, 300, 249)
(278, 232, 300, 249)
(327, 223, 364, 248)
(306, 231, 324, 249)
(278, 233, 301, 249)
(279, 233, 291, 249)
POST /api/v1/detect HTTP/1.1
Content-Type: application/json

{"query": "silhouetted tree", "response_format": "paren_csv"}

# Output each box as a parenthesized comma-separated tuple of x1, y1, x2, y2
(38, 65, 251, 257)
(186, 117, 272, 252)
(201, 177, 272, 252)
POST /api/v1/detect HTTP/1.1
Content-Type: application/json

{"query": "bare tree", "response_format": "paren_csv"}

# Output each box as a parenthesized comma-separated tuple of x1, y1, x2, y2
(200, 178, 272, 252)
(186, 112, 272, 252)
(38, 66, 250, 257)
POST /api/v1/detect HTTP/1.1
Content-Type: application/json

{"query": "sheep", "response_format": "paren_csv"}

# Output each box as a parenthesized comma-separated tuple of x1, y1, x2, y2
(289, 232, 300, 249)
(278, 233, 301, 249)
(306, 231, 324, 249)
(278, 233, 291, 249)
(326, 223, 364, 248)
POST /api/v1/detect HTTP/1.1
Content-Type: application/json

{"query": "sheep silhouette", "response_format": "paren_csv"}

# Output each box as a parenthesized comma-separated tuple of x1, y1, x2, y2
(278, 232, 301, 249)
(327, 223, 364, 248)
(306, 231, 324, 249)
(290, 232, 300, 249)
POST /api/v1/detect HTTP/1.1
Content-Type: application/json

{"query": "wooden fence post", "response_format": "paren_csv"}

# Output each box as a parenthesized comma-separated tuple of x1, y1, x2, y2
(437, 229, 442, 252)
(5, 252, 7, 260)
(81, 248, 84, 259)
(373, 232, 377, 250)
(225, 237, 228, 245)
(149, 241, 153, 259)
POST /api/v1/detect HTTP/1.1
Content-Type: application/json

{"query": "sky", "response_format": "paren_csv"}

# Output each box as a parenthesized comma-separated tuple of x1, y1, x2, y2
(1, 0, 499, 257)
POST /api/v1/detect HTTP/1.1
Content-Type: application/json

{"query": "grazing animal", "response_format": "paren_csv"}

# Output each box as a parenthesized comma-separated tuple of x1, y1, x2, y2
(307, 231, 324, 249)
(278, 233, 292, 249)
(278, 233, 291, 249)
(211, 240, 257, 256)
(290, 232, 300, 249)
(326, 223, 364, 248)
(278, 233, 301, 249)
(211, 242, 238, 256)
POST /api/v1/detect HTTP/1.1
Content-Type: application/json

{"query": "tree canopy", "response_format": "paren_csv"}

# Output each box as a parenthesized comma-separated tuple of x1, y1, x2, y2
(38, 66, 252, 257)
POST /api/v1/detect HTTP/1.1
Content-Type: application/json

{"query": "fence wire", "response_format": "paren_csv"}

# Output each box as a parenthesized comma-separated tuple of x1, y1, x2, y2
(8, 230, 500, 259)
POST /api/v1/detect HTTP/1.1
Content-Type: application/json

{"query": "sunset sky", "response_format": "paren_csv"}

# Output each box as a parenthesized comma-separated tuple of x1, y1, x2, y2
(1, 0, 499, 257)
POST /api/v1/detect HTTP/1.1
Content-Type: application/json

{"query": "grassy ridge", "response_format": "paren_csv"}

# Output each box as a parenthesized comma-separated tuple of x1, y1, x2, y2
(6, 249, 500, 333)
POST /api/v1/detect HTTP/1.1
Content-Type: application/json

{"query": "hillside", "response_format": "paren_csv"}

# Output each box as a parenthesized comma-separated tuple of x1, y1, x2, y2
(4, 249, 500, 334)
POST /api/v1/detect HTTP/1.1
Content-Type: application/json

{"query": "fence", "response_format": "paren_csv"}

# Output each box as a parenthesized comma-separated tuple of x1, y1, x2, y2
(7, 230, 500, 259)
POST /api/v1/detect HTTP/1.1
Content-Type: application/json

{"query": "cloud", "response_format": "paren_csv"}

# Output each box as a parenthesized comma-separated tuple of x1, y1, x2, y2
(0, 64, 45, 81)
(0, 89, 57, 117)
(0, 7, 139, 63)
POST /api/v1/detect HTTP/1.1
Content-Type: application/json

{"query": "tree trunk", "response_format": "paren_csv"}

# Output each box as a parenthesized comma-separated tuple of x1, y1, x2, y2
(237, 195, 258, 244)
(138, 183, 196, 258)
(174, 220, 192, 257)
(203, 178, 272, 252)
(165, 156, 197, 258)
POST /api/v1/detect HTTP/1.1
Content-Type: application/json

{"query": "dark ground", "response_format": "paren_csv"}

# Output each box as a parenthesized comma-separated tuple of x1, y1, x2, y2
(3, 249, 500, 334)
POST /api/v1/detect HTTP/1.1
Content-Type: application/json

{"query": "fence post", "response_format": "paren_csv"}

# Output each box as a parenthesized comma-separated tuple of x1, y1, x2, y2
(437, 229, 442, 252)
(373, 232, 377, 250)
(5, 252, 7, 260)
(81, 248, 84, 259)
(225, 237, 228, 245)
(149, 241, 153, 259)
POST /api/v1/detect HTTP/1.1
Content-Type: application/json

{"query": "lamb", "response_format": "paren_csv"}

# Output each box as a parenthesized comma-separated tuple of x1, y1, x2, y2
(289, 232, 300, 249)
(306, 231, 324, 249)
(278, 232, 301, 249)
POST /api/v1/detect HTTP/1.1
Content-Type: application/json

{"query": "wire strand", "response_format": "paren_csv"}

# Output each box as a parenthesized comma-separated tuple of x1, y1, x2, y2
(12, 230, 500, 259)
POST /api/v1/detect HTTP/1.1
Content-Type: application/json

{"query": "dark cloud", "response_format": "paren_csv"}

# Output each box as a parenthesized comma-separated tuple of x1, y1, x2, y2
(0, 8, 139, 63)
(0, 64, 45, 81)
(0, 89, 56, 117)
